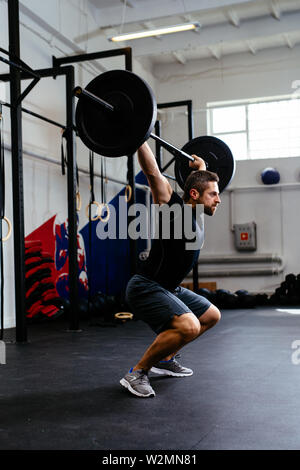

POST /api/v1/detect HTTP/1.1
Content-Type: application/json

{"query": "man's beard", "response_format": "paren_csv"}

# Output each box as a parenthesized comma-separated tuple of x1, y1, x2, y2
(204, 205, 215, 216)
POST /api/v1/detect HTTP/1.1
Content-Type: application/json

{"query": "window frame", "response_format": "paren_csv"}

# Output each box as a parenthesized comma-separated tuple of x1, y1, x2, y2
(207, 94, 300, 161)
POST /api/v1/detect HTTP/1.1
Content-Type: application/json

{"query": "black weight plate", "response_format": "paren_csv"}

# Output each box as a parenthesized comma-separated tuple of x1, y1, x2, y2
(75, 70, 157, 157)
(175, 136, 235, 192)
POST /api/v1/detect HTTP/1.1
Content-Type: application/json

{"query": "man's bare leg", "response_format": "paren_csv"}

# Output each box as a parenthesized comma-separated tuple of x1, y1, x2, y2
(133, 312, 200, 372)
(120, 307, 221, 397)
(160, 305, 221, 361)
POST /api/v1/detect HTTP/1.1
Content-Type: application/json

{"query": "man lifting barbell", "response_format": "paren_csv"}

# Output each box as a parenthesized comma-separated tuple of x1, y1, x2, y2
(73, 68, 235, 398)
(120, 142, 222, 398)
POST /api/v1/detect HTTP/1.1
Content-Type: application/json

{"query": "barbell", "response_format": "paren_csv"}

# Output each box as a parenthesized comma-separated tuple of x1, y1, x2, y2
(74, 69, 235, 192)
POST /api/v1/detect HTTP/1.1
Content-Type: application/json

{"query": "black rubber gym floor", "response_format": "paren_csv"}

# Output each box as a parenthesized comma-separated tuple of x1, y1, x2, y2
(1, 306, 300, 450)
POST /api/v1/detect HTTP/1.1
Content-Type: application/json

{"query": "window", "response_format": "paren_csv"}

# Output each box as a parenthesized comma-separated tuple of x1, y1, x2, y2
(207, 96, 300, 160)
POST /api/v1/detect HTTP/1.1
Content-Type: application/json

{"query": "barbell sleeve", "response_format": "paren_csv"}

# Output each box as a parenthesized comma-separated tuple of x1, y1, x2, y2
(73, 87, 115, 112)
(149, 133, 195, 162)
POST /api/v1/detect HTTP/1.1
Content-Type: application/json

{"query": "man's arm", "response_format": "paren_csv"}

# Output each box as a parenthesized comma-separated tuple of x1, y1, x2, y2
(137, 141, 173, 204)
(137, 141, 207, 204)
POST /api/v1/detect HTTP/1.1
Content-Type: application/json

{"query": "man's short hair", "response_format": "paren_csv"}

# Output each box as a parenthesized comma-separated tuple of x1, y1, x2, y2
(183, 170, 219, 202)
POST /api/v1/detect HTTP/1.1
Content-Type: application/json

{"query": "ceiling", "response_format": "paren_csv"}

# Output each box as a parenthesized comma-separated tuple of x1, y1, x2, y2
(74, 0, 300, 66)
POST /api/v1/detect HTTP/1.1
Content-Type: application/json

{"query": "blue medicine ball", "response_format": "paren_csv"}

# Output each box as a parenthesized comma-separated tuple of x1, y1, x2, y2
(261, 167, 280, 185)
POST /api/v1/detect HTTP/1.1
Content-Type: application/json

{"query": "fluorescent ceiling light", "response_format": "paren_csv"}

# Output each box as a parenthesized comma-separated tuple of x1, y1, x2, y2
(109, 22, 200, 42)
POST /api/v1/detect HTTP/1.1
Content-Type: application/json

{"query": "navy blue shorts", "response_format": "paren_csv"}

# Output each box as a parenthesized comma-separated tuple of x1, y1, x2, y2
(126, 274, 211, 334)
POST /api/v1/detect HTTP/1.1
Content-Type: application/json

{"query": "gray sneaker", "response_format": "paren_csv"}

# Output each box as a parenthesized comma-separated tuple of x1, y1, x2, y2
(151, 358, 193, 377)
(120, 369, 155, 398)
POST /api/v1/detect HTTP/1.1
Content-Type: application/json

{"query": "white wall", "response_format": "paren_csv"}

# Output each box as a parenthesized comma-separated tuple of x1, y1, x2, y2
(154, 45, 300, 293)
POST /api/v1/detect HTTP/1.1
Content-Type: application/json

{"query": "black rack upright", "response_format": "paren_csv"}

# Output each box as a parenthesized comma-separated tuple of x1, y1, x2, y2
(8, 0, 27, 342)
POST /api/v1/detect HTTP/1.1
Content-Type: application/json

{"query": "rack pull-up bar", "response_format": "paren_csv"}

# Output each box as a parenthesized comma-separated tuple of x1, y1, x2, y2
(52, 47, 132, 70)
(0, 46, 40, 79)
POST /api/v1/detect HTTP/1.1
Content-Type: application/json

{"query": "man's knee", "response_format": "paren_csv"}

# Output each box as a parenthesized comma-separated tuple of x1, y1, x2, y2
(200, 305, 221, 327)
(210, 305, 221, 324)
(178, 313, 201, 342)
(170, 312, 201, 342)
